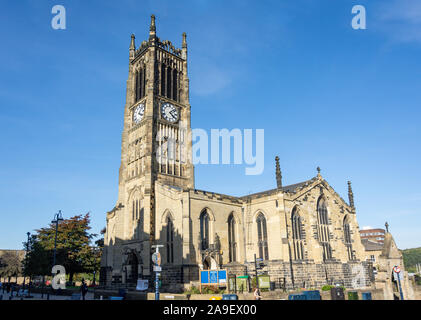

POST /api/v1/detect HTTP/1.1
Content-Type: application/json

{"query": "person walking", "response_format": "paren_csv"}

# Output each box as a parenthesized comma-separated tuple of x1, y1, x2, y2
(253, 287, 262, 300)
(80, 279, 88, 300)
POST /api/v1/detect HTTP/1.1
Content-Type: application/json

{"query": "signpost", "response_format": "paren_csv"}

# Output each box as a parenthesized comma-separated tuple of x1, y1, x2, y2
(393, 265, 404, 300)
(152, 245, 163, 301)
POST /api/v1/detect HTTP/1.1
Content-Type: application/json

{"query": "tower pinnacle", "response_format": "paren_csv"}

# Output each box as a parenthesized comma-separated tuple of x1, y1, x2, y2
(275, 156, 282, 189)
(149, 14, 156, 39)
(348, 181, 355, 209)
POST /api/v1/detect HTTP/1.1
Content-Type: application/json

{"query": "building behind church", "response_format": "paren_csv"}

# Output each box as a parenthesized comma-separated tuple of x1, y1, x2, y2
(100, 16, 414, 298)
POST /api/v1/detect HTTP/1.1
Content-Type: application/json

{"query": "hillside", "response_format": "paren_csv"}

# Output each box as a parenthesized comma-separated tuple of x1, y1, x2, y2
(401, 247, 421, 273)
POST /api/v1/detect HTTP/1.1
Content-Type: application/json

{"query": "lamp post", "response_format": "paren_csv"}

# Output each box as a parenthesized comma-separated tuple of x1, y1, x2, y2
(23, 232, 30, 287)
(51, 210, 63, 270)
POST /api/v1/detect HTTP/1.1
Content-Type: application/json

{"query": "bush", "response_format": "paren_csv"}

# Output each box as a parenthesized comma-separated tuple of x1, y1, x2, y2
(321, 285, 334, 291)
(184, 286, 201, 295)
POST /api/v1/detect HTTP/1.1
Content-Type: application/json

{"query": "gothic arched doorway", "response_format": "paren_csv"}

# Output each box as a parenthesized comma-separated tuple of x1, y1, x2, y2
(127, 251, 139, 284)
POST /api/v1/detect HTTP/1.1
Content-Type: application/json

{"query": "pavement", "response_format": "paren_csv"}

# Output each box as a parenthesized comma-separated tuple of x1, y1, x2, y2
(0, 291, 95, 301)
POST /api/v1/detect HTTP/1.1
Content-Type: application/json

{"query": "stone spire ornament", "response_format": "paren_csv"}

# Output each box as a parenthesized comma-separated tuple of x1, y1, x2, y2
(149, 14, 157, 41)
(275, 156, 282, 189)
(129, 34, 135, 60)
(317, 166, 321, 177)
(347, 181, 355, 209)
(182, 32, 187, 48)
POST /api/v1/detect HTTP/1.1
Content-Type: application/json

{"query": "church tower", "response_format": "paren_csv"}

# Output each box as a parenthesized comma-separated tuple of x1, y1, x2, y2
(106, 15, 194, 281)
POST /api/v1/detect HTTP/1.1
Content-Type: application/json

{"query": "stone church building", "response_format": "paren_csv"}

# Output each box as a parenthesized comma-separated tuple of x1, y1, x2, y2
(100, 16, 372, 292)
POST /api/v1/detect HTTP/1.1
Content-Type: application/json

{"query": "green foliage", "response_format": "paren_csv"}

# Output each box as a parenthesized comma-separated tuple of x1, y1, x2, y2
(321, 285, 334, 291)
(23, 213, 102, 282)
(23, 235, 51, 277)
(184, 286, 201, 295)
(401, 247, 421, 273)
(200, 286, 225, 294)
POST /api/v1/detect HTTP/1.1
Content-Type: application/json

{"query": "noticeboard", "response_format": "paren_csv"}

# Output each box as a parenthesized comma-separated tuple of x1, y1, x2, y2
(200, 269, 227, 286)
(258, 275, 270, 289)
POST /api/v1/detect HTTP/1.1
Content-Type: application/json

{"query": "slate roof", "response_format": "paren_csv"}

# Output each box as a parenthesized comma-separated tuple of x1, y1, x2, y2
(240, 179, 313, 200)
(361, 238, 384, 251)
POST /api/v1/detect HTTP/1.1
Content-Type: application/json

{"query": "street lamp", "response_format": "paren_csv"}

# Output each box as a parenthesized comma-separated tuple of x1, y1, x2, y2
(51, 210, 63, 270)
(23, 232, 31, 287)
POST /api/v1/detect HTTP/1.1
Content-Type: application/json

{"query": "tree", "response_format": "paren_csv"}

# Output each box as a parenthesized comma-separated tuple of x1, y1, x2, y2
(23, 235, 51, 279)
(0, 251, 22, 283)
(36, 213, 96, 283)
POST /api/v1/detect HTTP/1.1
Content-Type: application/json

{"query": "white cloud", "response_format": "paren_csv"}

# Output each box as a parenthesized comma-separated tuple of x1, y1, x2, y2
(190, 63, 232, 96)
(375, 0, 421, 43)
(361, 226, 373, 230)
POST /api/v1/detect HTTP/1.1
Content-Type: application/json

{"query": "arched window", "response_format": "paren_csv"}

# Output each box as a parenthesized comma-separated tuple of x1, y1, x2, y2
(317, 198, 332, 261)
(135, 67, 146, 102)
(166, 66, 172, 100)
(344, 216, 354, 260)
(161, 63, 166, 97)
(166, 217, 174, 264)
(200, 210, 210, 250)
(172, 69, 178, 101)
(256, 213, 269, 260)
(291, 207, 305, 260)
(228, 214, 237, 262)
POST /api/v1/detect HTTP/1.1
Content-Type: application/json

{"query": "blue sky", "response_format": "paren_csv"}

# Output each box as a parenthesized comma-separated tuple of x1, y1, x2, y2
(0, 0, 420, 250)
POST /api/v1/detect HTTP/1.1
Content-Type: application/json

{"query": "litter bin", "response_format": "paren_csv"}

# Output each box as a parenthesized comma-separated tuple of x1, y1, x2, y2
(222, 294, 238, 300)
(348, 291, 359, 300)
(288, 293, 307, 300)
(330, 287, 345, 300)
(362, 292, 372, 300)
(303, 290, 321, 300)
(118, 289, 127, 299)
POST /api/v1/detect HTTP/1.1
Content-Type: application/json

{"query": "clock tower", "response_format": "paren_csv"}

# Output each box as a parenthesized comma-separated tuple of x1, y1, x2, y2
(111, 15, 194, 274)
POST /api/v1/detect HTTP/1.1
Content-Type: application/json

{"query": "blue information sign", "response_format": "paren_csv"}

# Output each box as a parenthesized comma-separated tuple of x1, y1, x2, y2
(200, 269, 228, 285)
(209, 271, 218, 283)
(200, 271, 209, 284)
(218, 270, 227, 284)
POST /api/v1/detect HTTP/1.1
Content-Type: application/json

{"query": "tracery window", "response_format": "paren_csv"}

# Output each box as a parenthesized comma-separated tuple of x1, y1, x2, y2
(317, 198, 332, 261)
(291, 207, 305, 260)
(166, 216, 174, 263)
(228, 214, 237, 262)
(200, 210, 210, 250)
(344, 216, 354, 260)
(256, 213, 269, 260)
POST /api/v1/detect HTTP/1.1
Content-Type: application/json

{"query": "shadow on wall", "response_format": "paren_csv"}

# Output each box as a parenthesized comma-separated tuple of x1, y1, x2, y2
(100, 216, 199, 292)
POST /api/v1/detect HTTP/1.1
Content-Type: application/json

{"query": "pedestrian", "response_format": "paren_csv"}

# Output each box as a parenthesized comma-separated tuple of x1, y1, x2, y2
(80, 279, 88, 300)
(253, 287, 262, 300)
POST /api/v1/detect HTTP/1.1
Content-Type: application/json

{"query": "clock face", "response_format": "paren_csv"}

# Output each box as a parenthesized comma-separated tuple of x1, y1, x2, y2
(161, 102, 179, 123)
(133, 104, 145, 124)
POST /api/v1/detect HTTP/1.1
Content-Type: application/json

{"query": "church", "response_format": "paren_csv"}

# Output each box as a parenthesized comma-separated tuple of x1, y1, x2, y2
(100, 15, 372, 292)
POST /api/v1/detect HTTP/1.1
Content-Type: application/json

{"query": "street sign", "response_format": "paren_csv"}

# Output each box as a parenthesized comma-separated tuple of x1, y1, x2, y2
(256, 258, 263, 261)
(152, 252, 161, 266)
(393, 266, 401, 274)
(153, 266, 162, 272)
